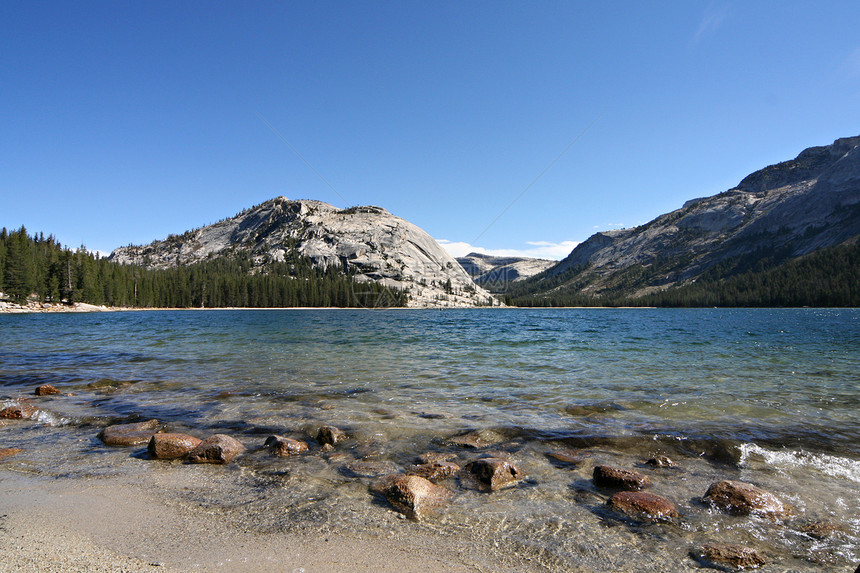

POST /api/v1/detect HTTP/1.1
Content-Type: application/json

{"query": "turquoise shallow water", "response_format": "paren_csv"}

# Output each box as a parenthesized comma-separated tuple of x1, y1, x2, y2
(1, 308, 859, 570)
(3, 308, 858, 452)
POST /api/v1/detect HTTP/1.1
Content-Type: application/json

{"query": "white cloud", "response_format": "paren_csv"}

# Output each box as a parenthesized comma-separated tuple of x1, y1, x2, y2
(436, 239, 579, 260)
(692, 2, 728, 46)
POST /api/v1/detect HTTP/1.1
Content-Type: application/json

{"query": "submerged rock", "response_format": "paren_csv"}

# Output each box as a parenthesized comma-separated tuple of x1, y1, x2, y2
(546, 448, 585, 467)
(0, 447, 24, 460)
(703, 480, 788, 518)
(148, 433, 202, 459)
(694, 543, 766, 570)
(465, 457, 522, 491)
(416, 451, 457, 465)
(99, 419, 161, 446)
(0, 402, 38, 420)
(186, 434, 246, 464)
(593, 465, 650, 491)
(352, 440, 386, 459)
(370, 473, 452, 520)
(607, 491, 678, 523)
(799, 520, 841, 540)
(317, 425, 347, 447)
(407, 461, 461, 482)
(342, 460, 399, 478)
(443, 429, 505, 449)
(34, 384, 61, 396)
(264, 435, 309, 457)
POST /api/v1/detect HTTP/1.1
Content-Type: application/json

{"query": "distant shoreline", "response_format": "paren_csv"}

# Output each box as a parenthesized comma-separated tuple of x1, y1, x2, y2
(0, 302, 665, 314)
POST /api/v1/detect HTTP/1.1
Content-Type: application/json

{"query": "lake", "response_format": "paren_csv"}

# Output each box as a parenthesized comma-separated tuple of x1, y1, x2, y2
(1, 308, 858, 571)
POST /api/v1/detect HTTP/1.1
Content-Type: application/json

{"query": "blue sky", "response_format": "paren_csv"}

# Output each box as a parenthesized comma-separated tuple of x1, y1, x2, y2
(2, 2, 859, 259)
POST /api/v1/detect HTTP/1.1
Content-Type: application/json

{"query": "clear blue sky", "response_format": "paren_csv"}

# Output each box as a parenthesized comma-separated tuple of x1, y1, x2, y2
(3, 2, 859, 259)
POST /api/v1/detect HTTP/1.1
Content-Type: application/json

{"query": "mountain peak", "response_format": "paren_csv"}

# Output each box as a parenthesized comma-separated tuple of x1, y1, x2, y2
(110, 197, 496, 308)
(734, 135, 860, 194)
(533, 135, 860, 299)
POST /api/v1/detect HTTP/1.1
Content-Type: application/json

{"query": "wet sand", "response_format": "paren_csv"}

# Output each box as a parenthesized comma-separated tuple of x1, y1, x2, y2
(0, 469, 532, 573)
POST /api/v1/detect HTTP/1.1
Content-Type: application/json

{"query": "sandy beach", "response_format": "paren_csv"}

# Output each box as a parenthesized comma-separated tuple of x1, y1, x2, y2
(0, 468, 533, 573)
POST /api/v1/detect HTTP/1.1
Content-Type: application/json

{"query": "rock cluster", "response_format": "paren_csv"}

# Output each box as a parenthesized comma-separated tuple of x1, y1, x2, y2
(0, 389, 844, 569)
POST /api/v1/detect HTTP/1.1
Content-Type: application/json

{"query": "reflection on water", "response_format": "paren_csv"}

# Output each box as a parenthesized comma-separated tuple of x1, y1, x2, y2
(1, 308, 858, 570)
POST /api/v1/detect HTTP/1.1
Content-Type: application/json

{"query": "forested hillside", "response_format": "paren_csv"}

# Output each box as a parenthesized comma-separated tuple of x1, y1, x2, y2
(0, 227, 405, 308)
(510, 241, 860, 307)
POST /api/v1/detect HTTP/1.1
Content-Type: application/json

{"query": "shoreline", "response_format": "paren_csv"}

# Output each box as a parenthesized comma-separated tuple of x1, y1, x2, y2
(1, 301, 664, 314)
(0, 468, 512, 573)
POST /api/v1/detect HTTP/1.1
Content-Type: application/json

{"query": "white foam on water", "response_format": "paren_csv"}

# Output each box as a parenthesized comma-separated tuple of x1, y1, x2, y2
(32, 409, 70, 426)
(739, 442, 860, 483)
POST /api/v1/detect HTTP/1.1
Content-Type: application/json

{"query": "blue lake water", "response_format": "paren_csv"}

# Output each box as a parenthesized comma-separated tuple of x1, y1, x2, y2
(1, 308, 858, 571)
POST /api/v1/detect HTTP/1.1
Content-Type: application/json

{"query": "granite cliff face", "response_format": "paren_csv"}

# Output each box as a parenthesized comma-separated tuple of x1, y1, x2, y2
(457, 253, 555, 292)
(109, 198, 496, 308)
(541, 136, 860, 297)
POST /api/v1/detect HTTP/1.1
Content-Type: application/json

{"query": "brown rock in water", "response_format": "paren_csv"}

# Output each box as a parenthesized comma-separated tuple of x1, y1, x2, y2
(646, 455, 675, 468)
(546, 448, 585, 467)
(148, 433, 202, 459)
(0, 403, 38, 420)
(444, 429, 505, 449)
(593, 465, 650, 491)
(264, 435, 309, 457)
(317, 425, 347, 447)
(800, 520, 841, 540)
(370, 474, 452, 520)
(407, 461, 461, 482)
(703, 480, 788, 518)
(608, 491, 679, 522)
(34, 384, 61, 396)
(186, 434, 246, 464)
(0, 447, 24, 460)
(697, 544, 766, 570)
(465, 457, 522, 491)
(98, 419, 161, 446)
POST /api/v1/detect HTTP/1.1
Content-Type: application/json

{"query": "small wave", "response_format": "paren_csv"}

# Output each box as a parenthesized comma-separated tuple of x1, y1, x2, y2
(32, 409, 71, 427)
(739, 442, 860, 483)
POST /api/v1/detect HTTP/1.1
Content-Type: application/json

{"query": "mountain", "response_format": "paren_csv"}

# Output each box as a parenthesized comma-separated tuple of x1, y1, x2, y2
(457, 252, 555, 292)
(109, 198, 497, 308)
(516, 135, 860, 303)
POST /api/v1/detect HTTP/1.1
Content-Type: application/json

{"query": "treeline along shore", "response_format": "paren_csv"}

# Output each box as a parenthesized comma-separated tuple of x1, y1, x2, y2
(0, 227, 406, 309)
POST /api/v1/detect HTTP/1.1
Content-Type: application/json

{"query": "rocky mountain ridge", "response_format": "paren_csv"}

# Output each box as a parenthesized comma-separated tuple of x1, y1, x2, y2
(109, 198, 497, 308)
(534, 135, 860, 298)
(457, 252, 555, 292)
